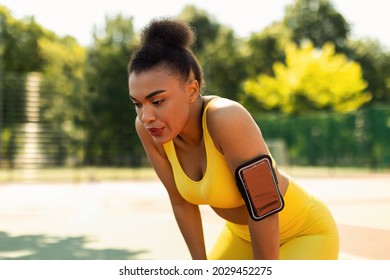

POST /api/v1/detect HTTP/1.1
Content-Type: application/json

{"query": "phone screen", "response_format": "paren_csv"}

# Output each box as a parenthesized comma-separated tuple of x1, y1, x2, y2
(238, 157, 284, 220)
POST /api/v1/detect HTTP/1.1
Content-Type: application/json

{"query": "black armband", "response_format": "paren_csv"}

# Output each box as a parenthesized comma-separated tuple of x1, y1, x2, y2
(235, 154, 284, 221)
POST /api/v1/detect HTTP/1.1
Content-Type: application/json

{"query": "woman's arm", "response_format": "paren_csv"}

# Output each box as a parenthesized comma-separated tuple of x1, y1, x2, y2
(170, 201, 207, 259)
(248, 212, 280, 259)
(207, 99, 282, 259)
(135, 118, 207, 259)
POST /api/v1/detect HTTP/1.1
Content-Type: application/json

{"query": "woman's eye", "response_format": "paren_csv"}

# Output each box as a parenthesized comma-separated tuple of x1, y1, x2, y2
(152, 99, 164, 106)
(132, 102, 142, 108)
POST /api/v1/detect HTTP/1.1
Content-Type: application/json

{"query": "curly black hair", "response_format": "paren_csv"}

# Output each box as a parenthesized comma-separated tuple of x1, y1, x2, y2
(128, 17, 204, 91)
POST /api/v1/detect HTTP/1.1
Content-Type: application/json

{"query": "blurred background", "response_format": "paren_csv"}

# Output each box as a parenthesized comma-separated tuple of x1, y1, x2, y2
(0, 0, 389, 182)
(0, 0, 390, 261)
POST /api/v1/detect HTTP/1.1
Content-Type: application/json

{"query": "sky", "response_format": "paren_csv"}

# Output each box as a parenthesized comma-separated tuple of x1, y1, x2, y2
(1, 0, 389, 49)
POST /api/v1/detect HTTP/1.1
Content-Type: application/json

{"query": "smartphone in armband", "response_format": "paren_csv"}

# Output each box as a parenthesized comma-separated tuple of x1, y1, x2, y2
(235, 154, 284, 221)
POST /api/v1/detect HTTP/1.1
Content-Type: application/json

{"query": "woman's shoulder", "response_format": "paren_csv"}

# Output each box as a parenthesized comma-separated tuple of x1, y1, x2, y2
(204, 95, 260, 145)
(203, 95, 267, 169)
(204, 95, 252, 123)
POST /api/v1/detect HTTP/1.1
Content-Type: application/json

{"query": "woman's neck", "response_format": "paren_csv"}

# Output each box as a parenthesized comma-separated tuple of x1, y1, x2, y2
(176, 95, 204, 146)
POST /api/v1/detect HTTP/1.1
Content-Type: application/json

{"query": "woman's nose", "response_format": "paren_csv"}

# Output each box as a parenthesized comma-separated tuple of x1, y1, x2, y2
(140, 105, 156, 123)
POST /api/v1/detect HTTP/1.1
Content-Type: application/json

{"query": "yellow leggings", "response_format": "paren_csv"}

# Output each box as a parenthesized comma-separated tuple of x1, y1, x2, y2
(207, 179, 339, 260)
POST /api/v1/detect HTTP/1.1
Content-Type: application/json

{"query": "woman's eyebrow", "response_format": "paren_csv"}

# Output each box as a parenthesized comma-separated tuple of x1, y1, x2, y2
(129, 90, 167, 102)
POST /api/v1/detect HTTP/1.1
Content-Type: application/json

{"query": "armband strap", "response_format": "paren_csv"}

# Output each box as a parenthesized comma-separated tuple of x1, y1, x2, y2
(235, 154, 284, 221)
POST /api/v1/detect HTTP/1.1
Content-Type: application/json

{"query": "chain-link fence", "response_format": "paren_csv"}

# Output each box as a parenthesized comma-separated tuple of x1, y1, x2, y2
(257, 105, 390, 170)
(1, 73, 67, 169)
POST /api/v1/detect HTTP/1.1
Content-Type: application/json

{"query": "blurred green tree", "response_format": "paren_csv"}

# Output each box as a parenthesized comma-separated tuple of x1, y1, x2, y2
(345, 39, 390, 104)
(0, 6, 55, 72)
(85, 14, 141, 165)
(240, 0, 351, 110)
(239, 23, 289, 111)
(244, 23, 289, 78)
(200, 26, 247, 100)
(178, 5, 220, 54)
(243, 41, 371, 114)
(280, 0, 389, 106)
(283, 0, 350, 49)
(39, 36, 88, 164)
(179, 5, 246, 101)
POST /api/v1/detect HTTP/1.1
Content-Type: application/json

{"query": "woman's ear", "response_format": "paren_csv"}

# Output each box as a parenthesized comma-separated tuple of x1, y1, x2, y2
(187, 79, 200, 103)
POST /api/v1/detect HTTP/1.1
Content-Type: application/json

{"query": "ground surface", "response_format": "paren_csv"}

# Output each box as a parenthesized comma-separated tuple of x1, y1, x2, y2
(0, 174, 389, 260)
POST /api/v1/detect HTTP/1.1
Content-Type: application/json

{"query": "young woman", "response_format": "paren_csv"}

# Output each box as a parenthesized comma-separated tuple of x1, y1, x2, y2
(128, 18, 339, 260)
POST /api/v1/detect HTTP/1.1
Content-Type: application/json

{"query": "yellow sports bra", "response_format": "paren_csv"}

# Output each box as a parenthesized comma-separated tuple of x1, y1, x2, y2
(163, 98, 245, 209)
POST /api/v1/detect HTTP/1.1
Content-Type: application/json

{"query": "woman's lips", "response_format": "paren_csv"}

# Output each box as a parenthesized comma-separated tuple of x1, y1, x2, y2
(147, 127, 163, 137)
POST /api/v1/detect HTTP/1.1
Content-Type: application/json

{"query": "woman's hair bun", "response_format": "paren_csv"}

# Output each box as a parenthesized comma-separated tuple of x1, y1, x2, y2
(140, 17, 195, 49)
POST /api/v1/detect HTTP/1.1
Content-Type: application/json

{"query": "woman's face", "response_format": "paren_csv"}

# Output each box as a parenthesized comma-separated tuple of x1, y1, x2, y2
(129, 67, 195, 144)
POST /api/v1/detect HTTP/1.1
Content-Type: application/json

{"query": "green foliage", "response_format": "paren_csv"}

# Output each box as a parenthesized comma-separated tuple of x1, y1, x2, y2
(0, 6, 55, 72)
(85, 14, 141, 165)
(178, 5, 246, 100)
(200, 26, 247, 100)
(345, 39, 390, 103)
(244, 23, 289, 78)
(39, 36, 88, 164)
(283, 0, 349, 48)
(239, 23, 290, 111)
(178, 5, 221, 54)
(244, 41, 371, 114)
(1, 2, 390, 168)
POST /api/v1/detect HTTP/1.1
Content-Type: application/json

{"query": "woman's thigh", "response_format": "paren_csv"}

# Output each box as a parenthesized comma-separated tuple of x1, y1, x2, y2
(207, 224, 253, 260)
(280, 233, 339, 260)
